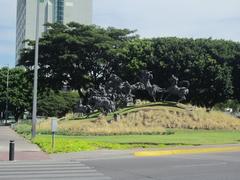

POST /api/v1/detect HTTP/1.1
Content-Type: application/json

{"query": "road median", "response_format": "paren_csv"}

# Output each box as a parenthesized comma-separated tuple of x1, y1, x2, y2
(134, 146, 240, 157)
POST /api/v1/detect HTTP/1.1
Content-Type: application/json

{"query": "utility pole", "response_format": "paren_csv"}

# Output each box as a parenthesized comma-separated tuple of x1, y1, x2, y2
(32, 0, 40, 139)
(5, 65, 9, 125)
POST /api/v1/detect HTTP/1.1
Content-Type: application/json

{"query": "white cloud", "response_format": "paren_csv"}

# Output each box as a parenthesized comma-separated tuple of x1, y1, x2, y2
(94, 0, 240, 41)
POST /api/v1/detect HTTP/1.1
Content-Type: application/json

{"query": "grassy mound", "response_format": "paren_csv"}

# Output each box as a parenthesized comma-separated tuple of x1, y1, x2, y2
(36, 102, 240, 136)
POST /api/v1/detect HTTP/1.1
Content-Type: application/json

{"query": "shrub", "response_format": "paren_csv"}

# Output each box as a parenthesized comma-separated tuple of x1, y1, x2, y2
(14, 123, 31, 135)
(214, 99, 240, 112)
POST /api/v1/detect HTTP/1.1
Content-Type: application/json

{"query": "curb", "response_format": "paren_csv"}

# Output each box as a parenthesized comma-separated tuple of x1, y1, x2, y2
(0, 151, 50, 161)
(134, 146, 240, 157)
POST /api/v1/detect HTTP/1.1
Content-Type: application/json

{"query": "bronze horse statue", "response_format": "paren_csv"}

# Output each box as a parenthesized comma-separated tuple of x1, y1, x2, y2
(140, 70, 165, 102)
(164, 75, 190, 102)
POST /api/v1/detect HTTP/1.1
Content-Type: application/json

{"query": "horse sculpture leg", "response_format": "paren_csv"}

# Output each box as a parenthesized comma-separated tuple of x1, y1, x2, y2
(164, 93, 171, 101)
(153, 96, 156, 102)
(150, 90, 156, 102)
(159, 91, 165, 101)
(178, 95, 186, 103)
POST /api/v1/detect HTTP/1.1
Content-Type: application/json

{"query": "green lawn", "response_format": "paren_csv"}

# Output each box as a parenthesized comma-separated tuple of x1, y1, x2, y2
(75, 130, 240, 145)
(33, 130, 240, 153)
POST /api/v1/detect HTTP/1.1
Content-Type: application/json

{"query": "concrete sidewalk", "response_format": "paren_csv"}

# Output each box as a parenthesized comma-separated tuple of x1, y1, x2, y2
(0, 126, 49, 161)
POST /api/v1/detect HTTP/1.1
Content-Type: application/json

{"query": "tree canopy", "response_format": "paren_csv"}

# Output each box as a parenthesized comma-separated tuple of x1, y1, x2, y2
(19, 23, 240, 108)
(0, 67, 31, 121)
(37, 90, 79, 118)
(20, 23, 137, 96)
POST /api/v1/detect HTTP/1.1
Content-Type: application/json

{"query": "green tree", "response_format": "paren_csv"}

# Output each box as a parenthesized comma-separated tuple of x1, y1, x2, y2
(37, 91, 79, 117)
(157, 38, 234, 106)
(19, 23, 137, 96)
(129, 37, 235, 106)
(0, 67, 31, 122)
(229, 53, 240, 100)
(120, 39, 154, 82)
(19, 23, 240, 108)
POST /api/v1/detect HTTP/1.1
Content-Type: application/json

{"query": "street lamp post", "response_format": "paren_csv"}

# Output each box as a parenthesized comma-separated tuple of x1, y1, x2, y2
(5, 65, 9, 125)
(32, 0, 40, 139)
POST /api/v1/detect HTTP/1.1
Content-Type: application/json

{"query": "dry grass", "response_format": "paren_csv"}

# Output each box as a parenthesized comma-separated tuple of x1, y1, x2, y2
(120, 106, 240, 130)
(37, 103, 240, 135)
(38, 115, 165, 135)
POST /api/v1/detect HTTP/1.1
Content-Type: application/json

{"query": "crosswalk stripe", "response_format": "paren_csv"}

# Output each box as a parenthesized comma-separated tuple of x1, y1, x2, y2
(0, 166, 92, 171)
(0, 169, 98, 175)
(0, 164, 86, 168)
(1, 177, 111, 180)
(0, 161, 84, 166)
(0, 161, 111, 180)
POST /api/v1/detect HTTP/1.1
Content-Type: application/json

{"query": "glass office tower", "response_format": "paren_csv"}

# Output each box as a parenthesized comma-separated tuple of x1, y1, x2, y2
(55, 0, 64, 23)
(16, 0, 92, 64)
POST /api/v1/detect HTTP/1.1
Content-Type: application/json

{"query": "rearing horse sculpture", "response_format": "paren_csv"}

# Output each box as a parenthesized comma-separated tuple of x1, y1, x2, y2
(140, 70, 165, 102)
(164, 75, 190, 102)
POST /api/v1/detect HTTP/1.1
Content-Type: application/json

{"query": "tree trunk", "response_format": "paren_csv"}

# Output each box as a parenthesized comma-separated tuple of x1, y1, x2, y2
(14, 113, 19, 123)
(14, 109, 23, 123)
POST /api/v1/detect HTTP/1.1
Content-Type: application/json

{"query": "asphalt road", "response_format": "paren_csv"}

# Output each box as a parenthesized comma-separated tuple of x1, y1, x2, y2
(1, 151, 240, 180)
(83, 152, 240, 180)
(0, 160, 111, 180)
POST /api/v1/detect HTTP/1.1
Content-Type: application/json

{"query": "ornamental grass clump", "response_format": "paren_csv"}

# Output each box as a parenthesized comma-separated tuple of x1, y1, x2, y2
(36, 104, 240, 136)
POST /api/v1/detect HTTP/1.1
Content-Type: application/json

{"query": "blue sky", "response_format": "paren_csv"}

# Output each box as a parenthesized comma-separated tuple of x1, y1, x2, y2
(1, 0, 240, 67)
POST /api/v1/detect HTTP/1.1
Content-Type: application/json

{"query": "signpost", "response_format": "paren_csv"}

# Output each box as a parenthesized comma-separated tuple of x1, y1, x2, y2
(51, 118, 58, 152)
